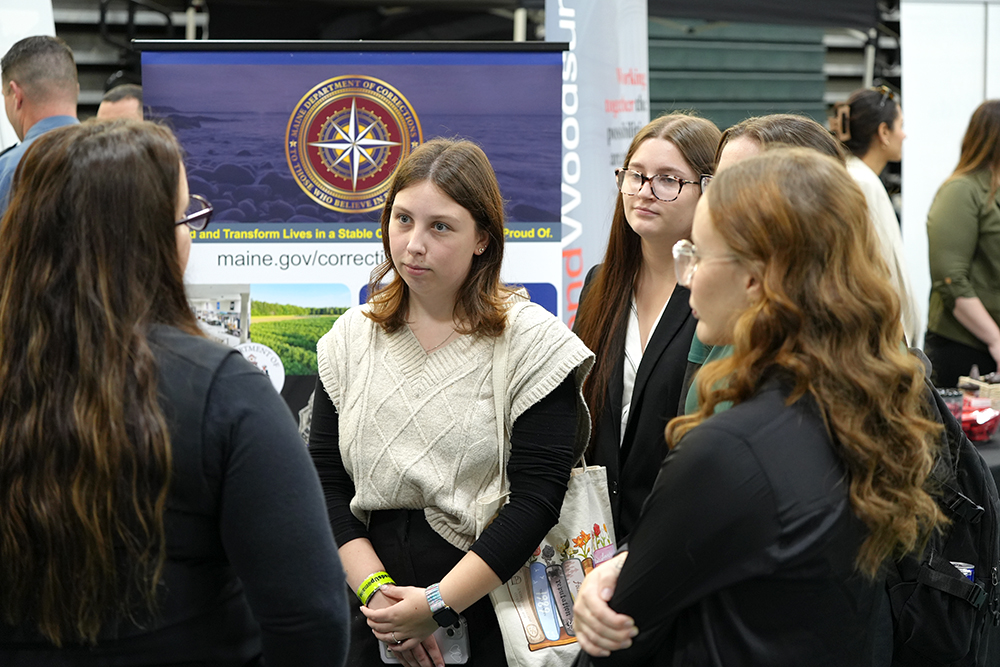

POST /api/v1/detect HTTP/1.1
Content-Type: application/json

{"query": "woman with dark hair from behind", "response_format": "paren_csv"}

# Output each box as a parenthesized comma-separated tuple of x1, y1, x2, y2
(832, 86, 920, 345)
(573, 112, 720, 542)
(571, 148, 945, 666)
(0, 120, 349, 666)
(925, 100, 1000, 386)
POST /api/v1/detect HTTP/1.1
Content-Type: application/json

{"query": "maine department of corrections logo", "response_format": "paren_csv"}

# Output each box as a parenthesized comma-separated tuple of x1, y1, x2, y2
(286, 75, 422, 213)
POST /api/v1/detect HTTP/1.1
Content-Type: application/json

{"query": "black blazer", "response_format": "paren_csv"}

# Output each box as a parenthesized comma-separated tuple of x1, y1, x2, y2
(577, 265, 698, 542)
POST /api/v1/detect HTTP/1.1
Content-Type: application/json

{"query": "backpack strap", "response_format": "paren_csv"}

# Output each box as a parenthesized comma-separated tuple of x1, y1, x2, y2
(925, 379, 961, 473)
(940, 482, 986, 524)
(922, 377, 985, 525)
(923, 381, 986, 524)
(921, 552, 989, 609)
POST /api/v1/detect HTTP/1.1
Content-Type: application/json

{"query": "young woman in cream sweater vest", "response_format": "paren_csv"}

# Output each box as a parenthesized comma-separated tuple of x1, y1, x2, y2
(310, 138, 594, 667)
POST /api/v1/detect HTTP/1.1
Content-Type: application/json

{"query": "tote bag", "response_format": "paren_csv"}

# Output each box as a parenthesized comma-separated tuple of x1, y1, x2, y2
(476, 310, 616, 667)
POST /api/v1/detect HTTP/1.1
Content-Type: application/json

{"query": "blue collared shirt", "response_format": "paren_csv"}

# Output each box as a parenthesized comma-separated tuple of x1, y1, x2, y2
(0, 115, 79, 214)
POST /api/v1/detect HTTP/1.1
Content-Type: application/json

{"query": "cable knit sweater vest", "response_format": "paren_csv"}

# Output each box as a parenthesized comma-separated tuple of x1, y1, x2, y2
(316, 301, 593, 551)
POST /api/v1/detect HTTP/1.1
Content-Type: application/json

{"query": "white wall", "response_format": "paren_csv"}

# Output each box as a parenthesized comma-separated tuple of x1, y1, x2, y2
(989, 3, 1000, 97)
(0, 0, 55, 149)
(900, 0, 1000, 346)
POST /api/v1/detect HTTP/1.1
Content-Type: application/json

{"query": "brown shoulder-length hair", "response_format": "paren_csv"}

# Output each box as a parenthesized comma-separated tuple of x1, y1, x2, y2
(716, 113, 847, 165)
(667, 148, 945, 576)
(366, 138, 513, 336)
(0, 120, 198, 645)
(952, 99, 1000, 196)
(574, 112, 720, 438)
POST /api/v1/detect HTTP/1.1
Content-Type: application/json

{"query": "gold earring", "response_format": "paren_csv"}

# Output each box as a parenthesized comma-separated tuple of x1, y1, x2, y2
(478, 247, 485, 254)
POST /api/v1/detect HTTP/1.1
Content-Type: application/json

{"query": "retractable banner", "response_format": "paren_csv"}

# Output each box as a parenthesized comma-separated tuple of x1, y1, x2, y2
(142, 43, 564, 414)
(545, 0, 650, 326)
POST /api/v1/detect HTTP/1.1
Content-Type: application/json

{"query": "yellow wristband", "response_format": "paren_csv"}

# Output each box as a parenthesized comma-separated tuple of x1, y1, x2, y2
(357, 571, 395, 606)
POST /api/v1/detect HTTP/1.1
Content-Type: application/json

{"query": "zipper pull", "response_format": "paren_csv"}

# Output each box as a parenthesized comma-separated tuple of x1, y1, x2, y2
(994, 567, 1000, 626)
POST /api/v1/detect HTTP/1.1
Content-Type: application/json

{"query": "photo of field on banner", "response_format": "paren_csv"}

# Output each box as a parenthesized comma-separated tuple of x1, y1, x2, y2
(491, 464, 616, 660)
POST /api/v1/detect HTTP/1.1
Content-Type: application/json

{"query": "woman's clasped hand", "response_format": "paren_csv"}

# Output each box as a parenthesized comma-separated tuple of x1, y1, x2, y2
(360, 584, 443, 663)
(572, 553, 637, 657)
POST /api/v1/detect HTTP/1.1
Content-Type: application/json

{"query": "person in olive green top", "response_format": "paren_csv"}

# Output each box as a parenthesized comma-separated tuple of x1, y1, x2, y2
(925, 100, 1000, 387)
(680, 114, 847, 414)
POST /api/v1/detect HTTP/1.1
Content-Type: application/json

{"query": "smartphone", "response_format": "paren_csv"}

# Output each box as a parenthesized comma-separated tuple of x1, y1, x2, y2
(379, 616, 470, 664)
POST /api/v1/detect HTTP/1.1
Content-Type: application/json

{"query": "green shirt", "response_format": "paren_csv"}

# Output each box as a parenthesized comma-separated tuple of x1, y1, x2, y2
(684, 335, 734, 415)
(927, 169, 1000, 350)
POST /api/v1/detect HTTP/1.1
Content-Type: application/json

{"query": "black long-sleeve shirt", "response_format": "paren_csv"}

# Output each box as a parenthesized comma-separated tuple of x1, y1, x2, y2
(309, 374, 578, 583)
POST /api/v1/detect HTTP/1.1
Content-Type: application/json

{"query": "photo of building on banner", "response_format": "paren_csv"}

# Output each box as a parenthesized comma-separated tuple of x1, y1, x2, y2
(141, 43, 564, 418)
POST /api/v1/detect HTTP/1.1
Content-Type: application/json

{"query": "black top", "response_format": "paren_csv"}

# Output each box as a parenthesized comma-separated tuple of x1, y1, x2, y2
(577, 265, 698, 542)
(0, 325, 350, 666)
(309, 374, 578, 583)
(575, 382, 882, 667)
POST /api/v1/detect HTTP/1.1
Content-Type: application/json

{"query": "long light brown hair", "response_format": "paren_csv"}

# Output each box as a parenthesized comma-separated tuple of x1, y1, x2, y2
(952, 99, 1000, 196)
(366, 138, 514, 336)
(667, 148, 945, 576)
(0, 120, 198, 644)
(574, 113, 720, 438)
(716, 113, 846, 165)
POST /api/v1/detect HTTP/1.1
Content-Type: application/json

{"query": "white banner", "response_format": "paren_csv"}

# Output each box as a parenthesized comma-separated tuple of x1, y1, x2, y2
(546, 0, 650, 326)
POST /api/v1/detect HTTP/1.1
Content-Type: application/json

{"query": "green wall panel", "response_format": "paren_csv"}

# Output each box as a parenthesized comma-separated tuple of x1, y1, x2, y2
(651, 102, 829, 132)
(649, 39, 824, 72)
(648, 18, 825, 43)
(648, 19, 827, 131)
(650, 71, 826, 102)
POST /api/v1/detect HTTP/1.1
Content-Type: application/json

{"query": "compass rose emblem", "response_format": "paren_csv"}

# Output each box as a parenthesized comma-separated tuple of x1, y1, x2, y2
(311, 99, 400, 191)
(286, 76, 422, 213)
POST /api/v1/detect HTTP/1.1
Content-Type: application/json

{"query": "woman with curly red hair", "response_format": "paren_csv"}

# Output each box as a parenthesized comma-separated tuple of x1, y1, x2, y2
(572, 148, 945, 666)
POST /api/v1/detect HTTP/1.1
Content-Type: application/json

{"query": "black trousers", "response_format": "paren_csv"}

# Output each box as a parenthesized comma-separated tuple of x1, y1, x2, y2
(347, 510, 506, 667)
(924, 331, 997, 388)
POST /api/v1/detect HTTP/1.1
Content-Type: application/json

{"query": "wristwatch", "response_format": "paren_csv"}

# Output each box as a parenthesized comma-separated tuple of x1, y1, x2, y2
(425, 583, 461, 627)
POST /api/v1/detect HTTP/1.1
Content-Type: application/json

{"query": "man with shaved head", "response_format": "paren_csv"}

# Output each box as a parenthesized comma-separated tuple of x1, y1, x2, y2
(0, 35, 79, 212)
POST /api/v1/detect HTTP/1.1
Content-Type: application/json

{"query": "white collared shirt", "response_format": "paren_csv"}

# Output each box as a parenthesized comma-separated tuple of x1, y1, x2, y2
(620, 294, 669, 446)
